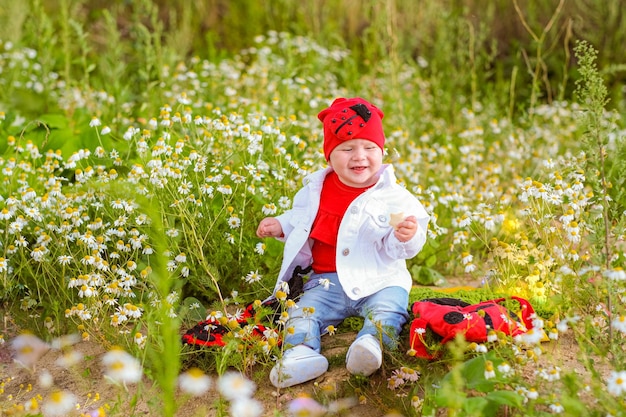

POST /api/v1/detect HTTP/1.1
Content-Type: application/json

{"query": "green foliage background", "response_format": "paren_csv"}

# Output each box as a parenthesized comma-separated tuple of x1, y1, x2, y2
(1, 0, 625, 121)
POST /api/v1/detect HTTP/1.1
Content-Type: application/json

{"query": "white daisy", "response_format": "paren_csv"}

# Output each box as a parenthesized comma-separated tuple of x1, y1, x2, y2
(217, 371, 256, 401)
(179, 368, 213, 396)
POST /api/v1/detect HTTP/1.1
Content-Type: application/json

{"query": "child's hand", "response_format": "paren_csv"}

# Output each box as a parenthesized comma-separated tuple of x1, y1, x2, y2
(393, 215, 418, 242)
(256, 217, 284, 238)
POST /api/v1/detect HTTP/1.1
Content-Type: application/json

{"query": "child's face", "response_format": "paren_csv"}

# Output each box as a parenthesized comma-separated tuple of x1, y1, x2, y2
(328, 139, 383, 188)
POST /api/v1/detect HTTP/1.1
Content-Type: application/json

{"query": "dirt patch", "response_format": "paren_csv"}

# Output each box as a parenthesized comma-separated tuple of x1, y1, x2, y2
(0, 278, 604, 417)
(0, 329, 592, 417)
(0, 328, 395, 416)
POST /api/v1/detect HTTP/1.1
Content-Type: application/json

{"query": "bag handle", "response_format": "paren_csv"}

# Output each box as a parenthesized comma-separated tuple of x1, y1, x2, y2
(489, 296, 536, 330)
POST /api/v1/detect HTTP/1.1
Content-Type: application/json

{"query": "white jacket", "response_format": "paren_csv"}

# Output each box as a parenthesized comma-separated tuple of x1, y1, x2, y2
(271, 164, 429, 300)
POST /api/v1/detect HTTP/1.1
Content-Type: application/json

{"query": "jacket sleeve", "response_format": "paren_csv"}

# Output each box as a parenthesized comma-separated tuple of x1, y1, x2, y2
(274, 183, 312, 241)
(386, 218, 428, 258)
(383, 191, 430, 259)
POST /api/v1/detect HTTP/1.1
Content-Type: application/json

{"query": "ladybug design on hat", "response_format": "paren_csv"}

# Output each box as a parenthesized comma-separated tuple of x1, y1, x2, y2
(318, 97, 386, 160)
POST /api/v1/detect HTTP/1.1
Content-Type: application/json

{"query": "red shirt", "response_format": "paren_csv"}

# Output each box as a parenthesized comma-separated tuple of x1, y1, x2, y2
(310, 171, 372, 273)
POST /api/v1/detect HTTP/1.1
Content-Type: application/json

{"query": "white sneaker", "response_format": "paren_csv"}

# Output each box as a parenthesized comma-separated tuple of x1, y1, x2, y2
(270, 344, 329, 388)
(346, 334, 382, 376)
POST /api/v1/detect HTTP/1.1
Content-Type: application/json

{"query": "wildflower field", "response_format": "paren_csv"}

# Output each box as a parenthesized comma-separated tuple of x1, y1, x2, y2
(1, 1, 626, 416)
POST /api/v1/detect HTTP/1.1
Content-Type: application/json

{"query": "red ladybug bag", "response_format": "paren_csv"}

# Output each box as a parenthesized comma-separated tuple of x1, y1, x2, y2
(409, 296, 535, 359)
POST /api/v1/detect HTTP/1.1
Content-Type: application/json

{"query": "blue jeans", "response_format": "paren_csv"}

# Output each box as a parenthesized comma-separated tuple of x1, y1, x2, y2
(284, 272, 409, 352)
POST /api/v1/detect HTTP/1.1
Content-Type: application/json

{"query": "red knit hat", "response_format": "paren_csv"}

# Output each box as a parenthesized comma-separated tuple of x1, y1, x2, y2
(317, 97, 385, 160)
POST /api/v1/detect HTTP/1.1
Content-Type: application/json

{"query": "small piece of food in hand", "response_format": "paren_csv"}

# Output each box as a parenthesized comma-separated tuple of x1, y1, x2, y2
(389, 212, 404, 230)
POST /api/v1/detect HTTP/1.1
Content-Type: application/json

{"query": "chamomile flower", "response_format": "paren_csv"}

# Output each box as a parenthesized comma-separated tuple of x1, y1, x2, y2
(228, 216, 241, 228)
(55, 350, 84, 368)
(134, 332, 147, 349)
(179, 368, 213, 396)
(397, 366, 420, 382)
(497, 362, 514, 377)
(261, 203, 277, 215)
(244, 270, 262, 284)
(470, 342, 488, 353)
(41, 390, 77, 417)
(604, 267, 626, 281)
(217, 184, 233, 195)
(254, 242, 266, 254)
(217, 371, 256, 401)
(102, 347, 143, 384)
(0, 257, 8, 273)
(230, 397, 264, 417)
(277, 311, 290, 326)
(278, 196, 291, 209)
(538, 366, 561, 382)
(525, 387, 539, 401)
(548, 402, 564, 413)
(548, 328, 559, 340)
(607, 370, 626, 396)
(611, 315, 626, 334)
(516, 328, 546, 345)
(39, 369, 54, 388)
(9, 333, 50, 368)
(387, 372, 404, 390)
(461, 252, 473, 264)
(484, 360, 496, 379)
(318, 278, 334, 290)
(287, 395, 326, 417)
(89, 117, 101, 127)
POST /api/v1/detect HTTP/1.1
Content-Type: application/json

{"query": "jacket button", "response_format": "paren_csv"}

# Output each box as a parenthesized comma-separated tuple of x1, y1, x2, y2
(350, 206, 358, 214)
(378, 215, 387, 222)
(342, 248, 350, 256)
(352, 287, 361, 296)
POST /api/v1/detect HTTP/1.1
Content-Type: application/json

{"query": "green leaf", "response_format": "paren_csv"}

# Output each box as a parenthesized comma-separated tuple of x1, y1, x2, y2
(462, 396, 488, 416)
(179, 297, 208, 322)
(485, 390, 524, 408)
(411, 265, 446, 286)
(38, 113, 69, 129)
(427, 238, 441, 250)
(559, 393, 590, 416)
(45, 128, 79, 155)
(425, 253, 437, 268)
(442, 352, 498, 393)
(433, 383, 466, 409)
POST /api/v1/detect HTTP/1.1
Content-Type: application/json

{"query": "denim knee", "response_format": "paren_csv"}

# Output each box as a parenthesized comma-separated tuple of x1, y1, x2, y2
(357, 286, 409, 348)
